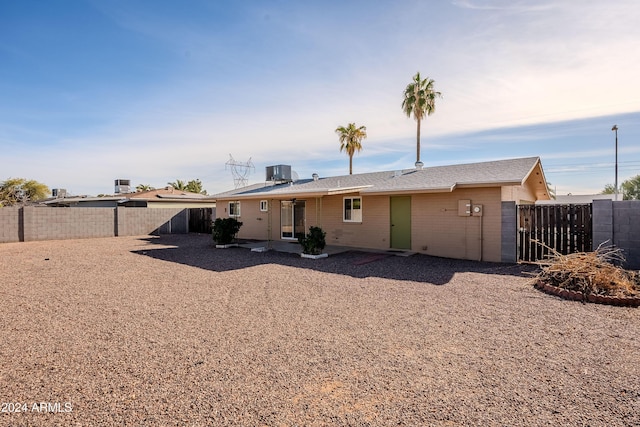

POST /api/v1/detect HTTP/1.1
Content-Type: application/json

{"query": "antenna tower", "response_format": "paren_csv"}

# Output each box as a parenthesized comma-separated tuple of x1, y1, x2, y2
(225, 154, 255, 188)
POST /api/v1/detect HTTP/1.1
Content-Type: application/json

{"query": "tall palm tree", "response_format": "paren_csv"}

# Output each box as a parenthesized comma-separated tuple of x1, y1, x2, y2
(335, 123, 367, 175)
(402, 72, 442, 167)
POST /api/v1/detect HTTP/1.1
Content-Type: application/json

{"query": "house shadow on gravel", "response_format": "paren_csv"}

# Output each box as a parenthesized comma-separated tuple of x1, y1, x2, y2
(131, 234, 538, 286)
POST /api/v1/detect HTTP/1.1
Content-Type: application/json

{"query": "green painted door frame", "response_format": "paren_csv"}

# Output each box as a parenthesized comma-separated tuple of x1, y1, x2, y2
(390, 196, 411, 249)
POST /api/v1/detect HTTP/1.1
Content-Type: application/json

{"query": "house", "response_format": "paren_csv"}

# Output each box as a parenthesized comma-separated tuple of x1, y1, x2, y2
(44, 187, 216, 209)
(211, 157, 550, 262)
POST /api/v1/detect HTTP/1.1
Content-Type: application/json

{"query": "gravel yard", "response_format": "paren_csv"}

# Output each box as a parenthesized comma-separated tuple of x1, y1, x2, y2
(1, 234, 638, 426)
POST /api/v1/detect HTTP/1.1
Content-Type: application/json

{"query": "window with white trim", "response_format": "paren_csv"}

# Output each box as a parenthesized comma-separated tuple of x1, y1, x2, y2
(343, 197, 362, 222)
(259, 200, 268, 212)
(229, 201, 241, 217)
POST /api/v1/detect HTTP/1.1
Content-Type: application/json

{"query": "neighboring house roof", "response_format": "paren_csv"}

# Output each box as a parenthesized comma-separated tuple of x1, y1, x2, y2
(536, 194, 613, 205)
(128, 187, 208, 200)
(42, 196, 126, 206)
(42, 187, 212, 206)
(212, 157, 549, 200)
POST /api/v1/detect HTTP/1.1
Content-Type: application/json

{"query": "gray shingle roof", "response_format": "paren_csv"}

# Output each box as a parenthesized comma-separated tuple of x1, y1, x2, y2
(211, 157, 542, 199)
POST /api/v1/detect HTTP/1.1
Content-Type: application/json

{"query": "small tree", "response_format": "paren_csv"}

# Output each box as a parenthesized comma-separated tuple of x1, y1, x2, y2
(621, 175, 640, 200)
(0, 178, 50, 207)
(212, 218, 243, 245)
(602, 175, 640, 200)
(298, 226, 327, 255)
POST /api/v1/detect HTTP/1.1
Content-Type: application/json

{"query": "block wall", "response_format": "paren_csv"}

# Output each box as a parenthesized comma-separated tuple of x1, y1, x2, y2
(117, 207, 187, 236)
(0, 207, 189, 243)
(22, 207, 115, 241)
(0, 207, 21, 243)
(501, 201, 517, 263)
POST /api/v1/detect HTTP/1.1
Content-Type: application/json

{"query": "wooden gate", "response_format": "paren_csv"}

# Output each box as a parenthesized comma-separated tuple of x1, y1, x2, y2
(517, 204, 592, 263)
(188, 208, 214, 234)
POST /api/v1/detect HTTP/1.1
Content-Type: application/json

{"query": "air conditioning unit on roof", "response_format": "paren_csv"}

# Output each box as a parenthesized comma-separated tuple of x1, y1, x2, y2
(114, 179, 131, 194)
(266, 165, 292, 183)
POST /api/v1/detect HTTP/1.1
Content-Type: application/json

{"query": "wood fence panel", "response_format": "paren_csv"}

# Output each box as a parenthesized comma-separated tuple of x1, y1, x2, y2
(188, 208, 213, 234)
(517, 204, 592, 263)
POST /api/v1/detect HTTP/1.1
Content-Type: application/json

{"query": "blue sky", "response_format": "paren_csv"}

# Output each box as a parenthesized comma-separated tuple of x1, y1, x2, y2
(1, 0, 639, 196)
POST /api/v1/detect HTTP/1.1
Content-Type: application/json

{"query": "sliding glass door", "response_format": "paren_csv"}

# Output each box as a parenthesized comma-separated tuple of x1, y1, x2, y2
(281, 200, 305, 239)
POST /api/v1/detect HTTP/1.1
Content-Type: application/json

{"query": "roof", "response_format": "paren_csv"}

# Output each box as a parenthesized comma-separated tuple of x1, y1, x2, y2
(42, 196, 126, 205)
(42, 187, 210, 206)
(128, 187, 208, 200)
(212, 157, 547, 200)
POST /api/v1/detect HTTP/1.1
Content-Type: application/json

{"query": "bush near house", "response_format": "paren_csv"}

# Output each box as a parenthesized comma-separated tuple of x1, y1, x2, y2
(212, 218, 243, 245)
(298, 226, 327, 255)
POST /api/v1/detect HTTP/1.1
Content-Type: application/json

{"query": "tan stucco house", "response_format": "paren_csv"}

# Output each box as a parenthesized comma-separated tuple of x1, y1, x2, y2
(212, 157, 550, 262)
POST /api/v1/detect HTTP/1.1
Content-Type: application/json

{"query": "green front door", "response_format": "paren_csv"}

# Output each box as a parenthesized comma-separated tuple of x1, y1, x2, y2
(390, 196, 411, 249)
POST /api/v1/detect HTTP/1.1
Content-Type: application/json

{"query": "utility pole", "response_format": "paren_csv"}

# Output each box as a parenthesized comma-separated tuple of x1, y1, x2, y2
(612, 125, 619, 201)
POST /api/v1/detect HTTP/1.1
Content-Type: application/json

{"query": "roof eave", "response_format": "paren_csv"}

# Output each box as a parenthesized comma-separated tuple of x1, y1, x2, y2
(146, 199, 216, 204)
(521, 158, 551, 200)
(214, 185, 372, 200)
(215, 190, 330, 200)
(363, 185, 456, 195)
(455, 181, 522, 188)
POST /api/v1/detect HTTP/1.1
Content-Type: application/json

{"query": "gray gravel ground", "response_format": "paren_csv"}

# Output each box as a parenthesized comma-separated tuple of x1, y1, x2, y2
(1, 234, 638, 426)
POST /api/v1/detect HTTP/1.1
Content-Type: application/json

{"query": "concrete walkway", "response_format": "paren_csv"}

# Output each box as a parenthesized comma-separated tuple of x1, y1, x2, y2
(237, 239, 415, 257)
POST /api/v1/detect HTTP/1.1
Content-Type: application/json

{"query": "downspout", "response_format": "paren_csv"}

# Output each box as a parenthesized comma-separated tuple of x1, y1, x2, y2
(267, 199, 273, 250)
(479, 215, 483, 262)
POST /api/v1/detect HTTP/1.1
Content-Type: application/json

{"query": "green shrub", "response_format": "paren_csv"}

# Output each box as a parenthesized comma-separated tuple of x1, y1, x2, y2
(212, 218, 243, 245)
(298, 226, 326, 255)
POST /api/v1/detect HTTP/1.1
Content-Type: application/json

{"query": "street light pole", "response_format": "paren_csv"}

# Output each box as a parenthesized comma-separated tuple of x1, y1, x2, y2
(612, 125, 619, 201)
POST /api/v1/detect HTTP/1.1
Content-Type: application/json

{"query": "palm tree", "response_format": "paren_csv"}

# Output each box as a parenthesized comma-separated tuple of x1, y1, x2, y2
(136, 184, 153, 192)
(335, 123, 367, 175)
(167, 180, 188, 191)
(185, 179, 208, 195)
(402, 72, 442, 167)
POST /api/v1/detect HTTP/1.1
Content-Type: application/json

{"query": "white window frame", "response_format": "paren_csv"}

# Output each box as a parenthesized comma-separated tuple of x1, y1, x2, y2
(343, 196, 362, 222)
(259, 200, 268, 212)
(229, 201, 241, 217)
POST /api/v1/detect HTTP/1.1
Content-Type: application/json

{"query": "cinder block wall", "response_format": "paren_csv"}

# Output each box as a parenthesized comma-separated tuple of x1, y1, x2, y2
(501, 201, 517, 263)
(116, 207, 187, 236)
(592, 199, 613, 248)
(22, 206, 115, 241)
(0, 207, 21, 243)
(612, 201, 640, 269)
(0, 207, 190, 243)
